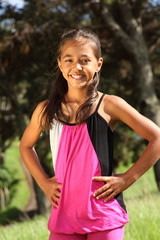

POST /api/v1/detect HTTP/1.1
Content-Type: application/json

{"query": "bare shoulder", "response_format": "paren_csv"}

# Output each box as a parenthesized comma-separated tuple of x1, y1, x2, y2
(20, 100, 49, 148)
(30, 100, 48, 128)
(103, 94, 143, 121)
(103, 94, 160, 140)
(33, 100, 48, 115)
(104, 94, 125, 106)
(103, 94, 127, 120)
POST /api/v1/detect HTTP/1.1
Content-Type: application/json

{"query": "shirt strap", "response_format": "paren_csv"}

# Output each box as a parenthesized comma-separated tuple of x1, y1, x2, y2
(95, 93, 105, 112)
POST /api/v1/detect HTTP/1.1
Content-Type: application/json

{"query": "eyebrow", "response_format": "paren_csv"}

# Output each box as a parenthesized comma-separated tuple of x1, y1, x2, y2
(62, 54, 91, 59)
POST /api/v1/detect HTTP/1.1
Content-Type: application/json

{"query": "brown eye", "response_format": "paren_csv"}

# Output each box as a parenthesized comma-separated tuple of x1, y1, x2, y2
(81, 59, 90, 63)
(65, 59, 73, 62)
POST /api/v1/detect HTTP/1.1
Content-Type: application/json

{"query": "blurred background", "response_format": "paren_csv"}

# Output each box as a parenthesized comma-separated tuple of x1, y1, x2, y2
(0, 0, 160, 239)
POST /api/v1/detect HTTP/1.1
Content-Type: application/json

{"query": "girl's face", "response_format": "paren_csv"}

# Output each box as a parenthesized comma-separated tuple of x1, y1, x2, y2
(58, 38, 103, 90)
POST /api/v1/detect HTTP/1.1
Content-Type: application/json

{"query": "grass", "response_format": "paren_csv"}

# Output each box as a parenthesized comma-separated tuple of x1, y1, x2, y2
(117, 165, 160, 240)
(0, 214, 50, 240)
(0, 145, 160, 239)
(124, 192, 160, 240)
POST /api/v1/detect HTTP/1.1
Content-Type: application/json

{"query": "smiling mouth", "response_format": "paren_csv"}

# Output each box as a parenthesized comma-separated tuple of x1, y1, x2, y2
(70, 74, 85, 80)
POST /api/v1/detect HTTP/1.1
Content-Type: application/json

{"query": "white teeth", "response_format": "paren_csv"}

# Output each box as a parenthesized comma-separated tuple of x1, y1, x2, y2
(71, 75, 84, 79)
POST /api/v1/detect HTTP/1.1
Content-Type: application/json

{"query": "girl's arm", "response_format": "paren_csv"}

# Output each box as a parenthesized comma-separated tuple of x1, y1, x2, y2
(19, 102, 62, 208)
(93, 95, 160, 202)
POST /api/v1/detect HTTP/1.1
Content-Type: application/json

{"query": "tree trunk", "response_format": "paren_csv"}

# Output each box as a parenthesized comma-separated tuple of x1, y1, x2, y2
(133, 59, 160, 191)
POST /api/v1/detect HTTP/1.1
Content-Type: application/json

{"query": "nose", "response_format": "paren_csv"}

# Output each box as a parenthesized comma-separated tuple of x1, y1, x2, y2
(74, 62, 82, 70)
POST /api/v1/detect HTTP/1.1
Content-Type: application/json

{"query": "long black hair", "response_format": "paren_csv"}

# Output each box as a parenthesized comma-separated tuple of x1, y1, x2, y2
(41, 29, 102, 128)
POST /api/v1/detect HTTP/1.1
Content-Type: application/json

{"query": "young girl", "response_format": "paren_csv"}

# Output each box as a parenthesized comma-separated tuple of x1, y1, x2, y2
(20, 29, 160, 240)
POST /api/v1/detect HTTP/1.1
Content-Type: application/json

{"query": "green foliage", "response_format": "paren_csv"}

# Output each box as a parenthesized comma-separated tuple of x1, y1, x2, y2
(0, 141, 30, 224)
(113, 122, 146, 168)
(0, 167, 12, 189)
(0, 166, 12, 209)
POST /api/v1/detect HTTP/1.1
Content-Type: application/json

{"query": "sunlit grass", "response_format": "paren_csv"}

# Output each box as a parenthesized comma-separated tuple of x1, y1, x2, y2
(0, 214, 50, 240)
(120, 167, 160, 240)
(124, 192, 160, 240)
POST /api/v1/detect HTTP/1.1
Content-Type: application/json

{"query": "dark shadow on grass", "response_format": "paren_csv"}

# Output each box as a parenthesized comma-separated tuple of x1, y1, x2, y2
(0, 207, 38, 226)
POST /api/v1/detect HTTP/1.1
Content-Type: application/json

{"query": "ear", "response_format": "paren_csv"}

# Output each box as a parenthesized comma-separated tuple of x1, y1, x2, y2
(58, 58, 62, 72)
(97, 57, 103, 72)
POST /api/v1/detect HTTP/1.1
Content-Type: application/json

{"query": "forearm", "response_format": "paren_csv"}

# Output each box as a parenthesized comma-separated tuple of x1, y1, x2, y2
(19, 145, 48, 190)
(124, 137, 160, 186)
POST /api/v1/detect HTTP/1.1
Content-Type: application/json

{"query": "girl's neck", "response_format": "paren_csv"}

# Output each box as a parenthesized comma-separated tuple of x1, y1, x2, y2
(65, 89, 88, 104)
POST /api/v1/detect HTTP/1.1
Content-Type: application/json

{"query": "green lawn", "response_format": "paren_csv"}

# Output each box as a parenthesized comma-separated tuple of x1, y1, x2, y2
(0, 142, 160, 240)
(0, 214, 50, 240)
(122, 167, 160, 240)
